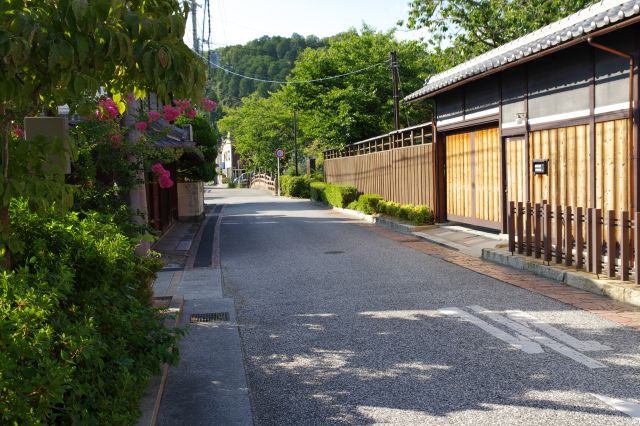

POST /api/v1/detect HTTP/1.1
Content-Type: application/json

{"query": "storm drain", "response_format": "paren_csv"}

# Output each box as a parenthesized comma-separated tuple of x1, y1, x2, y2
(324, 250, 345, 255)
(190, 312, 230, 323)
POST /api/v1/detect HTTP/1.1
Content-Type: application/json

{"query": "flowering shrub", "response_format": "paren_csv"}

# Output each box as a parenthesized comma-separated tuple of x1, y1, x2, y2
(202, 98, 217, 112)
(151, 162, 174, 189)
(147, 111, 161, 122)
(95, 97, 120, 121)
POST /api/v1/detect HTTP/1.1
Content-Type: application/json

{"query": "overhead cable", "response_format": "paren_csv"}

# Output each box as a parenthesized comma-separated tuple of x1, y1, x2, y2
(194, 50, 390, 84)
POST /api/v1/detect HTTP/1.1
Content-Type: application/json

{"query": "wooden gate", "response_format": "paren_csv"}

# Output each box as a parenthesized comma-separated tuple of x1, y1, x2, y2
(446, 128, 501, 228)
(506, 137, 527, 205)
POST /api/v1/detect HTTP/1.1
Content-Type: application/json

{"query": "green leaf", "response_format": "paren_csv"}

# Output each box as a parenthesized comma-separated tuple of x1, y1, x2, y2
(71, 0, 88, 21)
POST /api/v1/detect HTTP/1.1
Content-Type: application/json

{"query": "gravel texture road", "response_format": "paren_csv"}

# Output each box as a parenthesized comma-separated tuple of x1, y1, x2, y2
(214, 188, 640, 425)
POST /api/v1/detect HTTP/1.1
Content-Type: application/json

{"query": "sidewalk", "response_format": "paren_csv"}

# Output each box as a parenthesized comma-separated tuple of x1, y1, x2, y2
(138, 204, 252, 426)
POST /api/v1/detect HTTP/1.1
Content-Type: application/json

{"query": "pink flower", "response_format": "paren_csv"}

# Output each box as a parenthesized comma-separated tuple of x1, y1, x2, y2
(110, 134, 122, 148)
(12, 124, 24, 138)
(135, 121, 148, 132)
(202, 99, 217, 112)
(96, 98, 120, 121)
(127, 93, 135, 103)
(159, 173, 174, 189)
(163, 105, 180, 122)
(185, 109, 196, 119)
(151, 162, 166, 175)
(174, 99, 191, 112)
(147, 111, 161, 123)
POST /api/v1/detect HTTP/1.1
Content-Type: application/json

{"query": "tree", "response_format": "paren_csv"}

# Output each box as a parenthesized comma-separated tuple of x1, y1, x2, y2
(283, 26, 432, 151)
(218, 92, 296, 173)
(0, 0, 206, 256)
(403, 0, 597, 70)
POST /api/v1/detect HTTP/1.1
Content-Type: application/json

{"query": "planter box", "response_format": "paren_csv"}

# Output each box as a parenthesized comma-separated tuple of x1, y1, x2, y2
(177, 181, 204, 221)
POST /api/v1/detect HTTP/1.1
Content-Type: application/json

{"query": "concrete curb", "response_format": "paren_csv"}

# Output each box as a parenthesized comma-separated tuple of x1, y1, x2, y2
(482, 248, 640, 308)
(137, 295, 184, 426)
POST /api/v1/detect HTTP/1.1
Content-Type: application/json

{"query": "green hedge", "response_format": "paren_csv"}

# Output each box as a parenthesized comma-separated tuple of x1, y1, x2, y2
(280, 175, 311, 198)
(356, 194, 382, 214)
(310, 181, 327, 203)
(0, 200, 178, 424)
(323, 184, 358, 208)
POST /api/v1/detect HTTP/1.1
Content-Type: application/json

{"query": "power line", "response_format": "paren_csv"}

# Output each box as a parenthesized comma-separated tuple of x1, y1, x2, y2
(194, 50, 390, 84)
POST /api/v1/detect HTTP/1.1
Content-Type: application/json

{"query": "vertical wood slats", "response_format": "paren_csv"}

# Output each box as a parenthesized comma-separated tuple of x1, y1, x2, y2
(509, 203, 639, 283)
(324, 143, 435, 208)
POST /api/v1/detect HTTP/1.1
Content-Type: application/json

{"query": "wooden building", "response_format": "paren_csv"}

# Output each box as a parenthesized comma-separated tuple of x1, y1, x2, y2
(404, 0, 640, 232)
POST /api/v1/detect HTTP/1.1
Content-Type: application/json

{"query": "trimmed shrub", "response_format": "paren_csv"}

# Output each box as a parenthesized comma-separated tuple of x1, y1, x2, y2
(347, 200, 359, 210)
(280, 175, 311, 198)
(324, 184, 358, 208)
(1, 199, 178, 424)
(399, 204, 413, 220)
(356, 194, 382, 214)
(408, 205, 434, 225)
(310, 181, 327, 202)
(385, 201, 401, 217)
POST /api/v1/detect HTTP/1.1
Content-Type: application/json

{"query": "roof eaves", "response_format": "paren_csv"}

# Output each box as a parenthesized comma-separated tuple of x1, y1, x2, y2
(406, 0, 640, 102)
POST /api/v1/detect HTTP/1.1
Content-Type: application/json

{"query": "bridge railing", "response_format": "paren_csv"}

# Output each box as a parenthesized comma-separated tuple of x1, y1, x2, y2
(250, 172, 276, 192)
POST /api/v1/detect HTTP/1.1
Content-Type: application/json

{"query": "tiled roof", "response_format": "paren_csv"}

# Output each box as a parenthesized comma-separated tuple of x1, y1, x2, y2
(406, 0, 640, 101)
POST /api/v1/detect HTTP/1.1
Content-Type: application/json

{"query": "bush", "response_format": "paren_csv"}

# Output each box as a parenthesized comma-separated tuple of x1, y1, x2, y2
(385, 201, 401, 217)
(310, 181, 327, 203)
(0, 200, 178, 424)
(324, 184, 358, 208)
(280, 175, 311, 198)
(356, 194, 382, 214)
(408, 205, 434, 225)
(399, 204, 413, 220)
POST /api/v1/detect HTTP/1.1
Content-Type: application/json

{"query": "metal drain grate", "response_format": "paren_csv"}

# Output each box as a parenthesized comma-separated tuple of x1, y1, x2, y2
(324, 250, 345, 254)
(190, 312, 230, 323)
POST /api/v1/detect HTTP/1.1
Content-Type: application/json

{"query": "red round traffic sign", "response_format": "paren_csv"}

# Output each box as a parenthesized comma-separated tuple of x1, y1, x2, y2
(275, 148, 285, 158)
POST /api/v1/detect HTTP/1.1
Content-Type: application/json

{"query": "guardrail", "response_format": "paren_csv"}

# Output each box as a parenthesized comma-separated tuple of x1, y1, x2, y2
(507, 201, 639, 283)
(250, 173, 275, 192)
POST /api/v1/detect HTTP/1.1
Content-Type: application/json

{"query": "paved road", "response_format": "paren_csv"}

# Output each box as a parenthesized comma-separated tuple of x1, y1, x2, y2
(214, 188, 640, 425)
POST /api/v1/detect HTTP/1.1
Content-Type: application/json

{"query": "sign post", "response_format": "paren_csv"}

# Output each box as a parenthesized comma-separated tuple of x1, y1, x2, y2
(275, 148, 285, 196)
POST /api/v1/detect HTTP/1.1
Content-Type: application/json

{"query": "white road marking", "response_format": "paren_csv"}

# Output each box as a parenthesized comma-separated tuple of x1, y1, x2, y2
(438, 307, 543, 354)
(506, 310, 612, 352)
(592, 394, 640, 422)
(469, 306, 607, 369)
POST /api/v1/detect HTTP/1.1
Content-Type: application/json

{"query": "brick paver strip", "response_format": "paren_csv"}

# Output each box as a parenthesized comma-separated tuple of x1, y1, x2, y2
(368, 225, 640, 331)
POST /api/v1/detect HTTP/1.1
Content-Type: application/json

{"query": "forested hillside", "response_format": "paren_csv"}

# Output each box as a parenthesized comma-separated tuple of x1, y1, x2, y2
(210, 34, 326, 105)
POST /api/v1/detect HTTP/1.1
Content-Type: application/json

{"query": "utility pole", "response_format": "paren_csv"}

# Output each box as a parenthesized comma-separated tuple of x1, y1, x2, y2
(191, 0, 199, 54)
(391, 51, 400, 131)
(293, 110, 298, 176)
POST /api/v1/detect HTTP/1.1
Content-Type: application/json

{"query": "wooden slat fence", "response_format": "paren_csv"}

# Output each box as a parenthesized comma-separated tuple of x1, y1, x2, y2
(323, 122, 435, 207)
(507, 201, 639, 284)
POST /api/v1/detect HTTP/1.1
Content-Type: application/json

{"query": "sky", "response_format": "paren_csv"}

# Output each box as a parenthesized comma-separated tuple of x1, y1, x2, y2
(183, 0, 428, 49)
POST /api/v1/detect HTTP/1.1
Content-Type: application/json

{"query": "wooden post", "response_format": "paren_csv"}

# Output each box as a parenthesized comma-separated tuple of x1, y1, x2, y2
(636, 212, 640, 284)
(555, 205, 563, 264)
(592, 208, 602, 276)
(621, 210, 630, 281)
(576, 207, 584, 269)
(517, 201, 524, 254)
(508, 201, 515, 254)
(606, 210, 616, 278)
(544, 203, 552, 263)
(586, 208, 593, 272)
(525, 201, 532, 256)
(534, 203, 542, 259)
(564, 206, 573, 266)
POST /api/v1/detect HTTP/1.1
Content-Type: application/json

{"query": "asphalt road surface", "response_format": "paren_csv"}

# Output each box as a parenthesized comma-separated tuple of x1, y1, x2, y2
(213, 188, 640, 425)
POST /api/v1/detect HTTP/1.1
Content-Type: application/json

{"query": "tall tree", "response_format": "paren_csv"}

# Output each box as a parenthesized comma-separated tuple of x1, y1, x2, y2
(403, 0, 597, 70)
(218, 92, 296, 173)
(284, 26, 432, 151)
